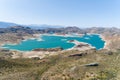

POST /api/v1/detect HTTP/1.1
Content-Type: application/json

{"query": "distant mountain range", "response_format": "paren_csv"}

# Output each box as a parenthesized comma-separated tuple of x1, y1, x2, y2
(1, 21, 120, 35)
(0, 21, 64, 29)
(0, 22, 19, 28)
(26, 24, 64, 29)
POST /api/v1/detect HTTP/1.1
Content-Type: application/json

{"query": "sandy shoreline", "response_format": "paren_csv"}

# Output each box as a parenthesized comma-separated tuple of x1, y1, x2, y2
(99, 34, 109, 50)
(39, 33, 84, 38)
(11, 40, 95, 59)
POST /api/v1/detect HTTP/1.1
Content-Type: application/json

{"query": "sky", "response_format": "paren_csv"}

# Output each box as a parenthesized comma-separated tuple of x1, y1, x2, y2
(0, 0, 120, 27)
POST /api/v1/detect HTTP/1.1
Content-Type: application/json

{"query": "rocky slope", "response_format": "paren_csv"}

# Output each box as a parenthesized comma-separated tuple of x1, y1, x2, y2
(0, 26, 40, 45)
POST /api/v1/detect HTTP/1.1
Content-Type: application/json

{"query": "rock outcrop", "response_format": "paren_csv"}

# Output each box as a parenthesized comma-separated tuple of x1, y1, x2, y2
(33, 47, 63, 52)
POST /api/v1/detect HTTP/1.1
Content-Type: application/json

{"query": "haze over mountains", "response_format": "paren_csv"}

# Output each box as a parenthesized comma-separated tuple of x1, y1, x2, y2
(0, 22, 18, 28)
(0, 21, 64, 29)
(0, 21, 118, 29)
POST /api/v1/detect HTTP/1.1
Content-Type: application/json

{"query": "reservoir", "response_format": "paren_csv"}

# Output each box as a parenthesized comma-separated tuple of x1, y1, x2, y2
(2, 34, 105, 51)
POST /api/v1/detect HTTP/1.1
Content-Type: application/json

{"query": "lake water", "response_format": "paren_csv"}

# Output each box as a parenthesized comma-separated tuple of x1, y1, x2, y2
(2, 34, 105, 51)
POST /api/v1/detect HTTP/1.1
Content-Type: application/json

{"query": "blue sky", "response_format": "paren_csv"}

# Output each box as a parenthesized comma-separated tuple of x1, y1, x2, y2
(0, 0, 120, 27)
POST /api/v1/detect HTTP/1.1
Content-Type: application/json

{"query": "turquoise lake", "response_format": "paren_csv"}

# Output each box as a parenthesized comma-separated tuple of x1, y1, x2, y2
(2, 34, 105, 51)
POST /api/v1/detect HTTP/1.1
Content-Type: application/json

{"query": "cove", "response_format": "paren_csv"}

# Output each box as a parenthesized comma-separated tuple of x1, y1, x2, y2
(2, 34, 105, 51)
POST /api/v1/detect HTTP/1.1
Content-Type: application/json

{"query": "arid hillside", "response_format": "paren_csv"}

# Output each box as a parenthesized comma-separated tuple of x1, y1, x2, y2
(0, 49, 120, 80)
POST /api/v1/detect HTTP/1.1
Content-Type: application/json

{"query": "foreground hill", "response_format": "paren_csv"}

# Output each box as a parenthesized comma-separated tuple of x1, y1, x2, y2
(0, 49, 119, 80)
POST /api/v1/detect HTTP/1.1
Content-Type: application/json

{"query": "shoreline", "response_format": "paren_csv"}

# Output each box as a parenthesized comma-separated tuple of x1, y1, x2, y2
(0, 33, 108, 59)
(0, 33, 84, 50)
(0, 34, 43, 48)
(67, 40, 96, 51)
(99, 34, 109, 50)
(0, 33, 106, 52)
(87, 33, 108, 50)
(10, 40, 96, 59)
(41, 33, 84, 37)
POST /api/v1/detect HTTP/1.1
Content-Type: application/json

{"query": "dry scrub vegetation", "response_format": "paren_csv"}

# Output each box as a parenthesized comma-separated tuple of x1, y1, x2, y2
(0, 49, 120, 80)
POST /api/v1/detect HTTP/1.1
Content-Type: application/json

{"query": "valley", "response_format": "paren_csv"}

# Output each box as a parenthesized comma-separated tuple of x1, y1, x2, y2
(0, 24, 120, 79)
